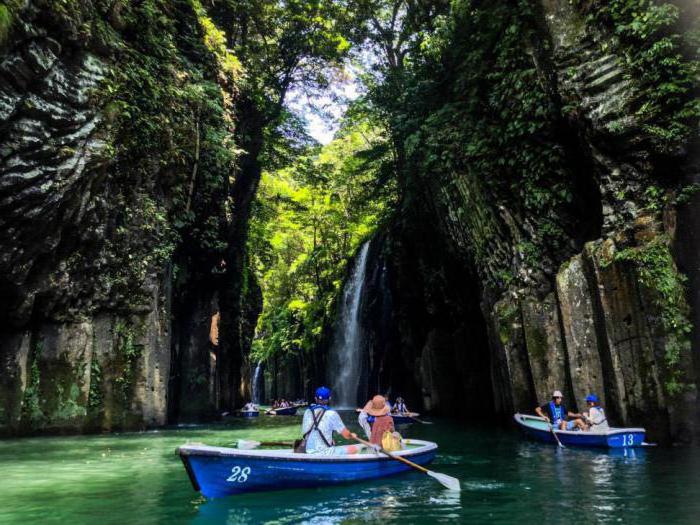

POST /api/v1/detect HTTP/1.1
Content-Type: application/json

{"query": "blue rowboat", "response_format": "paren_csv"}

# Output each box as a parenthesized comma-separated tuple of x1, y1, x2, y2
(177, 439, 438, 498)
(355, 409, 419, 425)
(514, 413, 645, 448)
(391, 412, 418, 425)
(239, 410, 259, 418)
(266, 406, 298, 416)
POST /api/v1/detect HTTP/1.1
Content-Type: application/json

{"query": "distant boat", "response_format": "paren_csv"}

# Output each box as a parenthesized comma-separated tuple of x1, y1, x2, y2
(177, 439, 438, 498)
(391, 412, 419, 425)
(266, 406, 298, 416)
(355, 408, 419, 425)
(514, 413, 646, 448)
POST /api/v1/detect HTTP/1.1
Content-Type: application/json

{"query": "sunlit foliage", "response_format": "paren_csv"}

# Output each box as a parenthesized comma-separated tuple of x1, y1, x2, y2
(249, 114, 395, 361)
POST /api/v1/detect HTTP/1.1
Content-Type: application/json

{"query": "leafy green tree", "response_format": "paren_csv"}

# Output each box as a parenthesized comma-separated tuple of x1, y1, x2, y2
(199, 0, 369, 408)
(249, 114, 394, 367)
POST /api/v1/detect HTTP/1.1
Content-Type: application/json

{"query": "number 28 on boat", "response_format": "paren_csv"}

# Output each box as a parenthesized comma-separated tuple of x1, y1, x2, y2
(177, 440, 438, 498)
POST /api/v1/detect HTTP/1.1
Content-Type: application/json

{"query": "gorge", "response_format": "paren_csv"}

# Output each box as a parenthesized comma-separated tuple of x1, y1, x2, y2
(0, 0, 698, 449)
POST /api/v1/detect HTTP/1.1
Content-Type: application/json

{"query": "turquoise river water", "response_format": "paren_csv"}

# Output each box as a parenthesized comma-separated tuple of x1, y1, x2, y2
(1, 414, 699, 524)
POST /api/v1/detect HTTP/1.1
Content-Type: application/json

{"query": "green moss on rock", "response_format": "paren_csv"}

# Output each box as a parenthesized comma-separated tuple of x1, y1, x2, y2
(613, 236, 692, 395)
(0, 1, 23, 48)
(20, 340, 45, 426)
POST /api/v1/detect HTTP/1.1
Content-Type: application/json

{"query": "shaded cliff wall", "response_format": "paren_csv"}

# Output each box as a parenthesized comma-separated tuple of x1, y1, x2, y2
(359, 210, 494, 419)
(0, 0, 239, 434)
(357, 0, 699, 443)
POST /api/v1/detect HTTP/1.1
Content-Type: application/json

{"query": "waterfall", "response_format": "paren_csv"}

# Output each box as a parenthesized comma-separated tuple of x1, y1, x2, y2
(252, 362, 264, 404)
(329, 241, 370, 407)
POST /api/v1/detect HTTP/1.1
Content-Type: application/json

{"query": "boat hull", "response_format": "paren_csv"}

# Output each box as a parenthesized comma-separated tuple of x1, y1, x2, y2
(178, 440, 438, 498)
(356, 410, 420, 425)
(239, 411, 259, 418)
(391, 413, 418, 425)
(514, 413, 645, 448)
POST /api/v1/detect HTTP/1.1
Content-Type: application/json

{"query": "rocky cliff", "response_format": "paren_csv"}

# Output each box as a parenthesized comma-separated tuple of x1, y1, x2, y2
(355, 0, 699, 444)
(0, 0, 241, 434)
(1, 0, 698, 446)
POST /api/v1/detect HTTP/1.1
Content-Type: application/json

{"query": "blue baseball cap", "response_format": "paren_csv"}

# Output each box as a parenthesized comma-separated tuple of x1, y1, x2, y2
(315, 386, 331, 400)
(585, 394, 599, 403)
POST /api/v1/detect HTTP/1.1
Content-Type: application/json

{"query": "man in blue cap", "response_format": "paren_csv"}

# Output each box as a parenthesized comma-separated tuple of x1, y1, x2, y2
(300, 386, 362, 455)
(583, 393, 608, 431)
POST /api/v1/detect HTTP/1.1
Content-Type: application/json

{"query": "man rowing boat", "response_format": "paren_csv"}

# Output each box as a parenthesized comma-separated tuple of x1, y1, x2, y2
(535, 390, 586, 431)
(299, 386, 362, 455)
(392, 397, 409, 415)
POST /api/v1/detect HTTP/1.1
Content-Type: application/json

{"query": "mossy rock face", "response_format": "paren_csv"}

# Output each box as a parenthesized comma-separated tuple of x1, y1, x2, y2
(19, 324, 93, 432)
(556, 254, 607, 410)
(0, 0, 232, 435)
(521, 295, 569, 404)
(0, 0, 235, 327)
(490, 297, 535, 412)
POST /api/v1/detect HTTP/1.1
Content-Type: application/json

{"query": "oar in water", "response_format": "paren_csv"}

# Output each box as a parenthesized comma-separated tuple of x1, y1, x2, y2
(549, 424, 565, 449)
(236, 439, 295, 449)
(352, 435, 461, 491)
(407, 415, 433, 425)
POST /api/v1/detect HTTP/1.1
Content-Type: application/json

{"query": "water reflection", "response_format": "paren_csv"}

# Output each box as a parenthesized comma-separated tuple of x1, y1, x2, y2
(192, 476, 465, 524)
(1, 420, 699, 524)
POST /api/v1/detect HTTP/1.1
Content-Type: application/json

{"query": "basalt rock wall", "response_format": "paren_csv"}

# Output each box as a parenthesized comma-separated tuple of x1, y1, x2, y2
(357, 0, 699, 443)
(0, 1, 240, 435)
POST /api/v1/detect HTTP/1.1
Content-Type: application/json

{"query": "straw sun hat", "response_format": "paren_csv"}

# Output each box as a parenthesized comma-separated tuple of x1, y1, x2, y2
(364, 395, 390, 417)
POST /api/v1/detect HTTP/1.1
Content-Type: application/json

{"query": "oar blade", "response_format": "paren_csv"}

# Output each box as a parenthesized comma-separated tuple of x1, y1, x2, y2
(236, 439, 261, 449)
(428, 471, 461, 491)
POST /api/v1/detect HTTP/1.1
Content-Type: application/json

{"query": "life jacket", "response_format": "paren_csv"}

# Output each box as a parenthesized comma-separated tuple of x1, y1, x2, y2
(548, 401, 566, 424)
(367, 413, 392, 424)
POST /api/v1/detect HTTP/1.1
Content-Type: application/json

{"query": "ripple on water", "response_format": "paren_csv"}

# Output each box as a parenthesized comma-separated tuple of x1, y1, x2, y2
(1, 419, 700, 524)
(463, 480, 506, 491)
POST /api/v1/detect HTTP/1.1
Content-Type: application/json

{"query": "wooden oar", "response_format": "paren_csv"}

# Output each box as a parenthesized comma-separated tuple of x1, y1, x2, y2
(407, 415, 433, 425)
(236, 439, 295, 449)
(549, 424, 565, 449)
(352, 435, 461, 491)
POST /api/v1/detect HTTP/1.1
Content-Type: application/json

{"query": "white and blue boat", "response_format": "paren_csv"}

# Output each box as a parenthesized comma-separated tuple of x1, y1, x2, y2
(178, 439, 438, 498)
(354, 409, 419, 425)
(514, 413, 646, 448)
(391, 412, 419, 425)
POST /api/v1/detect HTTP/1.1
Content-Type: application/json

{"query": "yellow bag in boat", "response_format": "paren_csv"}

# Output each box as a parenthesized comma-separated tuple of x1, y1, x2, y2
(381, 431, 402, 452)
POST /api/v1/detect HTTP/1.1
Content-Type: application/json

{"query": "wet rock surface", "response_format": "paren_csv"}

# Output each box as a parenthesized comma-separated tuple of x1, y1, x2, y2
(351, 0, 699, 444)
(0, 2, 232, 435)
(0, 1, 697, 444)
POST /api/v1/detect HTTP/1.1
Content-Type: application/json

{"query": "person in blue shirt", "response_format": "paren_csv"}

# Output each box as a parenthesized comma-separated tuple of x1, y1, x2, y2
(535, 390, 586, 431)
(583, 393, 608, 431)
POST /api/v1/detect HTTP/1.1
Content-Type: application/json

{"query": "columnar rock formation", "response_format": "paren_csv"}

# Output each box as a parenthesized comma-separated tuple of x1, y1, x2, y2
(0, 1, 240, 434)
(0, 0, 697, 445)
(354, 0, 699, 444)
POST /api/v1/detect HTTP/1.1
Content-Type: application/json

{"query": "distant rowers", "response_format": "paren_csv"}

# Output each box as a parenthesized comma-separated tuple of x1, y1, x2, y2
(392, 397, 409, 415)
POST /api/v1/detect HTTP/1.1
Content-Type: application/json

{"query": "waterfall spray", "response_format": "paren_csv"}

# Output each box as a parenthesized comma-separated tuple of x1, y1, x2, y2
(252, 362, 263, 404)
(328, 241, 370, 407)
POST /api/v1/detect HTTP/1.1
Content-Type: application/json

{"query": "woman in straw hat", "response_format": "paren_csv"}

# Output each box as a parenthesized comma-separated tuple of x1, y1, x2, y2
(358, 395, 396, 445)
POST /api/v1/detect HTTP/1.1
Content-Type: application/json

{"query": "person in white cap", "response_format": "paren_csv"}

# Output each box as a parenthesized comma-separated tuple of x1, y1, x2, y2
(535, 390, 586, 431)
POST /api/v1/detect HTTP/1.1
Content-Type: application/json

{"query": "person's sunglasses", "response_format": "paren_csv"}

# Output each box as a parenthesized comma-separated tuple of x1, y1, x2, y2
(553, 396, 562, 399)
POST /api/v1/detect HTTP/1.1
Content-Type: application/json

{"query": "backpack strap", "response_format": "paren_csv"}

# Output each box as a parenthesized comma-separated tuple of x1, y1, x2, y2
(304, 407, 333, 447)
